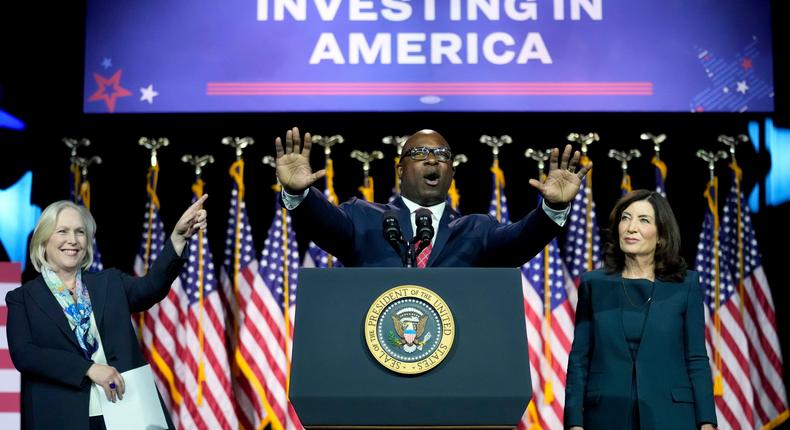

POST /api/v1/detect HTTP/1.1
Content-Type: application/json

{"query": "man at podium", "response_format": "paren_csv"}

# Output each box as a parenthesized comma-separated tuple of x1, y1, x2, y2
(274, 127, 591, 267)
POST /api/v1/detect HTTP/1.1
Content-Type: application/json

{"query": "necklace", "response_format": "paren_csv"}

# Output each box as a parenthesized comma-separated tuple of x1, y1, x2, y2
(621, 276, 655, 308)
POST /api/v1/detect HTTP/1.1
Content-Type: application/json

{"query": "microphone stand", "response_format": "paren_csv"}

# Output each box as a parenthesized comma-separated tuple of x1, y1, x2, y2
(403, 239, 415, 267)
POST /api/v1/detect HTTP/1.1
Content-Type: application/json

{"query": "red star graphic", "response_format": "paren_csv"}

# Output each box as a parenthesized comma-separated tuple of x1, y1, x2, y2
(741, 57, 753, 70)
(695, 105, 705, 112)
(88, 69, 132, 113)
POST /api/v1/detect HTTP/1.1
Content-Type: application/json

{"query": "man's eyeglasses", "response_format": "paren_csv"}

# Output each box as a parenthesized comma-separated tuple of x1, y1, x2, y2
(403, 147, 453, 162)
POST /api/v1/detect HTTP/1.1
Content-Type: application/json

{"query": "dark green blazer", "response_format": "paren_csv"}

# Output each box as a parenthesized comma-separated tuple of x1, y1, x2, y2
(564, 269, 717, 430)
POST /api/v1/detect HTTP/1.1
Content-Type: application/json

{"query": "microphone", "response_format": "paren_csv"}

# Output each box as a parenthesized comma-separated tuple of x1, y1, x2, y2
(382, 210, 404, 258)
(414, 208, 434, 246)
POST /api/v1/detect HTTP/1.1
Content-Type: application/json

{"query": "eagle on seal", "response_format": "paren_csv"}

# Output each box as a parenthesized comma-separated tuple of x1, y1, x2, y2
(392, 315, 429, 352)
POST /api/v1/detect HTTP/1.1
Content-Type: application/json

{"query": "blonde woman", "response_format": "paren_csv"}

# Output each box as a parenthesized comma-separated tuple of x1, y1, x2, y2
(6, 196, 207, 430)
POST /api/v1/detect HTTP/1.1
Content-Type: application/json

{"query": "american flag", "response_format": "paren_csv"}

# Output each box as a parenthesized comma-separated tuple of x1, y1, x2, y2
(652, 156, 667, 197)
(173, 185, 237, 429)
(0, 263, 21, 429)
(485, 161, 560, 430)
(487, 161, 509, 223)
(519, 171, 577, 430)
(87, 236, 104, 272)
(303, 241, 341, 269)
(218, 160, 269, 430)
(237, 189, 302, 430)
(719, 166, 789, 429)
(695, 177, 754, 430)
(521, 235, 577, 430)
(132, 165, 182, 422)
(485, 161, 528, 426)
(563, 157, 601, 285)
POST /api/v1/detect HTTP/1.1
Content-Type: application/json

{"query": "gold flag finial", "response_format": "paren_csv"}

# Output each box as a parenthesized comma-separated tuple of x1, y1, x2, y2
(640, 133, 666, 160)
(382, 135, 409, 157)
(70, 155, 103, 177)
(351, 150, 384, 202)
(452, 154, 468, 168)
(312, 134, 345, 157)
(63, 138, 91, 157)
(524, 148, 552, 177)
(607, 149, 642, 176)
(221, 136, 255, 160)
(480, 135, 512, 159)
(350, 150, 384, 175)
(566, 132, 599, 155)
(261, 155, 276, 169)
(717, 134, 749, 162)
(695, 149, 728, 181)
(139, 137, 170, 167)
(608, 149, 641, 193)
(181, 154, 215, 179)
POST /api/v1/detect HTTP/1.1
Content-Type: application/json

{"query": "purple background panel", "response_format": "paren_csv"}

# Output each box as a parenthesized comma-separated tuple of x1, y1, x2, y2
(83, 0, 774, 113)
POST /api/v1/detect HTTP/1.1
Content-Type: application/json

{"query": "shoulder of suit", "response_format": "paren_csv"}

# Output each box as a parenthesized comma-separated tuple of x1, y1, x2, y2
(344, 196, 392, 211)
(657, 270, 699, 286)
(458, 213, 495, 223)
(6, 274, 44, 301)
(685, 269, 699, 279)
(580, 268, 611, 283)
(82, 267, 120, 282)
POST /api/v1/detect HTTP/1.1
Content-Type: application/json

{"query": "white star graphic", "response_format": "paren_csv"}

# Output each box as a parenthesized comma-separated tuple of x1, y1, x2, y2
(722, 86, 729, 94)
(140, 84, 159, 104)
(736, 80, 749, 94)
(101, 58, 112, 69)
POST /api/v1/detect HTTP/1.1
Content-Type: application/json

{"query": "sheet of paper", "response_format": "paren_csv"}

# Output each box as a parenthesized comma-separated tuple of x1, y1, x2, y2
(98, 364, 168, 430)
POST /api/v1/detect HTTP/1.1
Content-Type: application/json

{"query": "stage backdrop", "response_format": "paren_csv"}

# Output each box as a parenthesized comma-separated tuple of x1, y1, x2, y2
(84, 0, 774, 113)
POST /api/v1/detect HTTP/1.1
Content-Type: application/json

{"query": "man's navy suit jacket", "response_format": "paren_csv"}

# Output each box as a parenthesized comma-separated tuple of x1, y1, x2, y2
(5, 240, 184, 430)
(292, 187, 563, 267)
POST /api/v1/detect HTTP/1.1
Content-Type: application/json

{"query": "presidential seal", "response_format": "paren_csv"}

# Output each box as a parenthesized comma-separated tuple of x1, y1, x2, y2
(364, 285, 455, 375)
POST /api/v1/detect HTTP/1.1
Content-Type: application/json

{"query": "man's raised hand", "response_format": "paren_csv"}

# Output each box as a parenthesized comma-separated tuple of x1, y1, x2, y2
(274, 127, 326, 194)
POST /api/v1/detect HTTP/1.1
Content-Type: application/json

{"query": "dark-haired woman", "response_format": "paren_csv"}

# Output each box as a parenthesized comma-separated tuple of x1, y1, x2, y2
(564, 189, 717, 430)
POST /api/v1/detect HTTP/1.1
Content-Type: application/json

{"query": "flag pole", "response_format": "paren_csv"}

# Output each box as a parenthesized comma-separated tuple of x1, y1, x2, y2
(63, 138, 91, 202)
(138, 138, 169, 275)
(449, 154, 468, 211)
(350, 149, 384, 202)
(313, 134, 345, 268)
(567, 133, 599, 272)
(136, 137, 182, 405)
(382, 135, 407, 196)
(640, 132, 667, 196)
(222, 136, 254, 338)
(480, 134, 512, 223)
(696, 148, 728, 397)
(313, 134, 345, 206)
(525, 147, 556, 405)
(607, 149, 641, 195)
(718, 134, 749, 317)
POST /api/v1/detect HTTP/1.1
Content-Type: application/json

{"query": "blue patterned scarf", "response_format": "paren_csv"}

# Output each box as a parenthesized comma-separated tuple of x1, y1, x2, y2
(42, 267, 98, 359)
